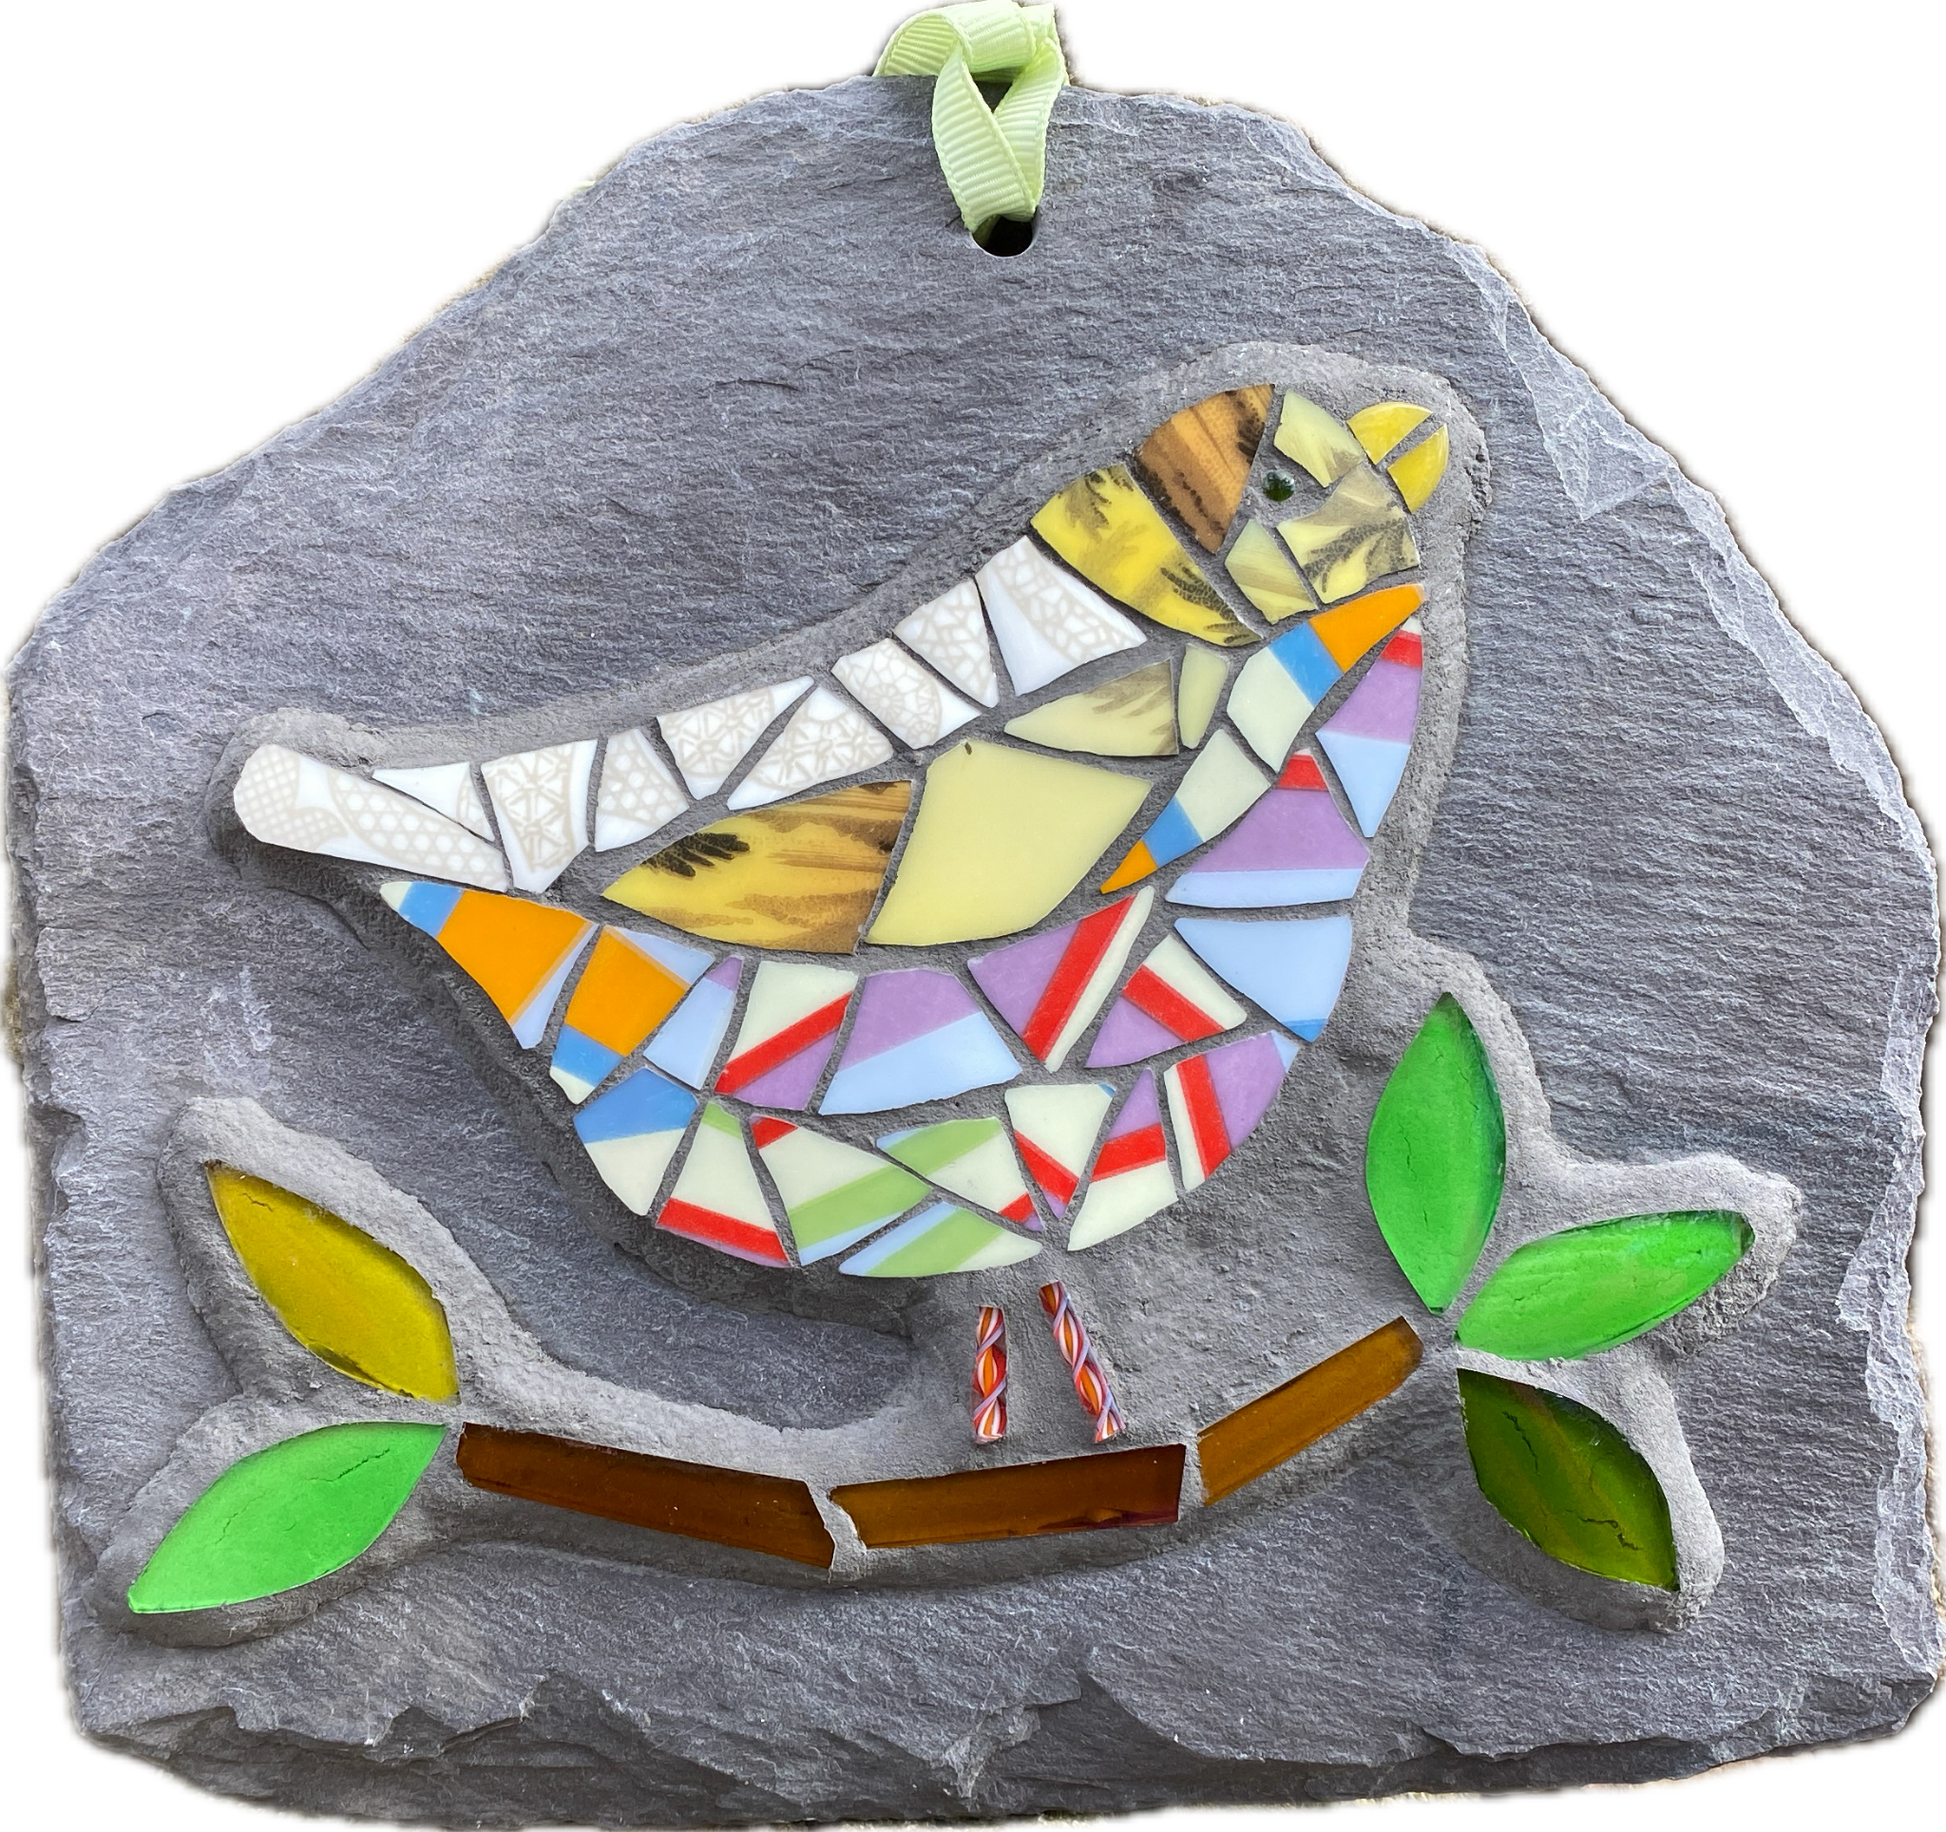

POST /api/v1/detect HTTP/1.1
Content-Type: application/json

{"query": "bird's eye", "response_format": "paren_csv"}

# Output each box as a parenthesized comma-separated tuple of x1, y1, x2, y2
(1262, 472, 1296, 502)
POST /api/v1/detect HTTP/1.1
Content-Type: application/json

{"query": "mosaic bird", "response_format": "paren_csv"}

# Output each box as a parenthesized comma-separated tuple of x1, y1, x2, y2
(226, 379, 1453, 1444)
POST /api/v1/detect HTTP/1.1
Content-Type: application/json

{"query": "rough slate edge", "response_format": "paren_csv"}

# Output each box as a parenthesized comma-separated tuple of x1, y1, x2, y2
(7, 74, 1938, 1830)
(3, 35, 1930, 1830)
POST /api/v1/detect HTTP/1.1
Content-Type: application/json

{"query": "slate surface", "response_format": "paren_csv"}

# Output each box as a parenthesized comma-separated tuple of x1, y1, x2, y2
(8, 76, 1938, 1820)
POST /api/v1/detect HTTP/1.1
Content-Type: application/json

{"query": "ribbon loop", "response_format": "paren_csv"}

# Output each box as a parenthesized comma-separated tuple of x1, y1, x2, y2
(875, 3, 1068, 236)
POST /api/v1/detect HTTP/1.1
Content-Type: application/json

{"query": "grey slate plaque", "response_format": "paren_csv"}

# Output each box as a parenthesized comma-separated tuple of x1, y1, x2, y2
(7, 75, 1937, 1822)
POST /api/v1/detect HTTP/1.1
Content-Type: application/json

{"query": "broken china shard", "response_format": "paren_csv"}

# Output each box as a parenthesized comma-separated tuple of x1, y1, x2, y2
(5, 57, 1935, 1832)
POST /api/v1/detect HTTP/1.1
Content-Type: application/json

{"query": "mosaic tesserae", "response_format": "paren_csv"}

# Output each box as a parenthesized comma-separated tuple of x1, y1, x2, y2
(7, 13, 1937, 1825)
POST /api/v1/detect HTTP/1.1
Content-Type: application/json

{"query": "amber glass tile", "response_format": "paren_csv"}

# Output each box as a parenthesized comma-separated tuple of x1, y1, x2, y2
(1198, 1317, 1423, 1503)
(456, 1424, 835, 1568)
(832, 1442, 1186, 1547)
(1134, 385, 1274, 551)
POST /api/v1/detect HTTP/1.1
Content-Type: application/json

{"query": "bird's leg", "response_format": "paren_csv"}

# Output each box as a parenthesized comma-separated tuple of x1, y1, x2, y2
(1038, 1281, 1124, 1442)
(971, 1304, 1008, 1443)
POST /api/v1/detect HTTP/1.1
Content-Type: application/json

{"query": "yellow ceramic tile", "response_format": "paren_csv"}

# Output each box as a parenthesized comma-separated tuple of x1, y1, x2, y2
(205, 1166, 458, 1402)
(1388, 425, 1450, 511)
(1003, 661, 1176, 757)
(1133, 385, 1273, 552)
(1031, 466, 1260, 648)
(603, 781, 912, 953)
(1276, 465, 1420, 603)
(1272, 393, 1366, 486)
(1223, 519, 1316, 623)
(1347, 401, 1431, 464)
(1177, 647, 1229, 749)
(868, 740, 1149, 944)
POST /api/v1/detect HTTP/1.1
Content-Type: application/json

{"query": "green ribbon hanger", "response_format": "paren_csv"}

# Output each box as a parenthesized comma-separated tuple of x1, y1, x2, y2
(875, 2, 1068, 237)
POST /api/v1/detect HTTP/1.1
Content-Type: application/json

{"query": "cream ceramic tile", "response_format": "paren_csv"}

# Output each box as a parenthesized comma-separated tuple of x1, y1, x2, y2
(658, 678, 812, 798)
(1222, 519, 1316, 624)
(867, 740, 1148, 945)
(656, 1101, 789, 1265)
(753, 1119, 927, 1265)
(1004, 1081, 1115, 1219)
(1177, 646, 1229, 749)
(1003, 661, 1176, 757)
(233, 744, 509, 890)
(1100, 730, 1269, 890)
(1272, 392, 1366, 486)
(725, 686, 895, 810)
(593, 727, 687, 852)
(875, 1117, 1037, 1226)
(482, 740, 596, 893)
(832, 638, 980, 748)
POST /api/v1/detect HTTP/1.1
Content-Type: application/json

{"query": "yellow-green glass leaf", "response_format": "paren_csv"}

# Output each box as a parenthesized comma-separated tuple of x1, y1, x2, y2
(1031, 466, 1260, 647)
(1388, 425, 1449, 511)
(1365, 994, 1504, 1311)
(1456, 1212, 1752, 1360)
(206, 1165, 458, 1402)
(1223, 519, 1316, 623)
(1457, 1371, 1678, 1590)
(128, 1422, 446, 1613)
(868, 740, 1148, 944)
(1177, 647, 1229, 749)
(1347, 401, 1430, 463)
(1272, 392, 1366, 486)
(1003, 661, 1177, 756)
(1276, 464, 1419, 603)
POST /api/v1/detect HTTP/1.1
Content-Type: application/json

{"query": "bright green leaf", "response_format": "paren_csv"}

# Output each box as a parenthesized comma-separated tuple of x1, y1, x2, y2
(128, 1421, 445, 1613)
(1457, 1370, 1677, 1590)
(1365, 993, 1505, 1310)
(1457, 1211, 1752, 1360)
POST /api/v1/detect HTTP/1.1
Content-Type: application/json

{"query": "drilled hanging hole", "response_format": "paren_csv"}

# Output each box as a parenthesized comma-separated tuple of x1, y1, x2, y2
(976, 213, 1037, 257)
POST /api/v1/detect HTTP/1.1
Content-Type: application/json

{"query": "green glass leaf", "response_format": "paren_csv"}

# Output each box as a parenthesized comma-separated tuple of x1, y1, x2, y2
(1457, 1211, 1752, 1360)
(1365, 993, 1505, 1310)
(128, 1421, 445, 1613)
(1457, 1370, 1677, 1590)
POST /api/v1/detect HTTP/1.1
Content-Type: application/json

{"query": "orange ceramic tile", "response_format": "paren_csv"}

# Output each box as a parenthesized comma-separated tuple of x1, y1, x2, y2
(564, 930, 697, 1057)
(382, 881, 593, 1047)
(1312, 582, 1428, 669)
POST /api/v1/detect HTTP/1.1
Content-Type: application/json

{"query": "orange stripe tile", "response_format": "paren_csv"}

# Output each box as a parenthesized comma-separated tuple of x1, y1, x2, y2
(563, 929, 689, 1055)
(1311, 582, 1426, 670)
(437, 891, 591, 1024)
